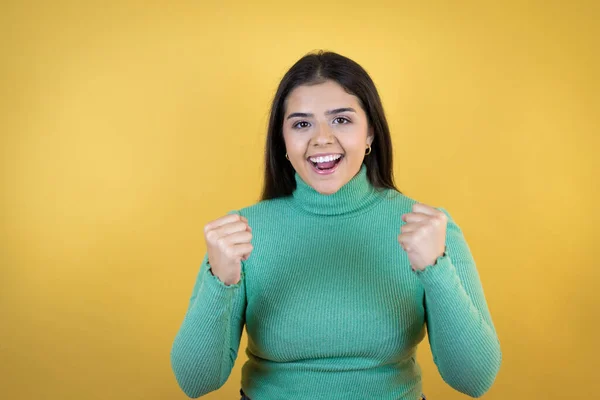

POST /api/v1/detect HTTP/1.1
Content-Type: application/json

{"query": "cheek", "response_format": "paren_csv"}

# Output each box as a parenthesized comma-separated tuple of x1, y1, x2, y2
(340, 136, 367, 155)
(282, 134, 306, 156)
(282, 130, 293, 148)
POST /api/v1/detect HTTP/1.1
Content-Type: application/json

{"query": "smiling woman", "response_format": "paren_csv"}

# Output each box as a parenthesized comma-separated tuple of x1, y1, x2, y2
(170, 50, 501, 400)
(262, 51, 398, 199)
(282, 82, 374, 194)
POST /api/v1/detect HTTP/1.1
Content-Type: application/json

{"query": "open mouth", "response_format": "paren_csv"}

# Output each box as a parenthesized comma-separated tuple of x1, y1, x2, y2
(307, 154, 344, 174)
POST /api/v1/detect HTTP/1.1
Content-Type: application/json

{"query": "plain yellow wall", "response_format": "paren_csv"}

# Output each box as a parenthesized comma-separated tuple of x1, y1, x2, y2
(1, 1, 598, 399)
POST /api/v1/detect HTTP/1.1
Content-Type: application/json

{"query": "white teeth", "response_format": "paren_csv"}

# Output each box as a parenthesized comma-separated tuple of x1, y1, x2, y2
(309, 154, 342, 163)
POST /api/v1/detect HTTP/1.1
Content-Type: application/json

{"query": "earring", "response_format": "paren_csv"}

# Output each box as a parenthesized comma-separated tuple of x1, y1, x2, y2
(365, 144, 372, 155)
(285, 153, 289, 160)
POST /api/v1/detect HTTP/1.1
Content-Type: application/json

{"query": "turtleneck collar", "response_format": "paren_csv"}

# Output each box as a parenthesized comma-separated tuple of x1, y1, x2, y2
(287, 163, 386, 217)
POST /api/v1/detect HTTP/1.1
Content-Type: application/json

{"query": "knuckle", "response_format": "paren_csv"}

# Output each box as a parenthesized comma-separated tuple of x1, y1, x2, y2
(224, 248, 235, 260)
(205, 229, 217, 242)
(216, 236, 227, 248)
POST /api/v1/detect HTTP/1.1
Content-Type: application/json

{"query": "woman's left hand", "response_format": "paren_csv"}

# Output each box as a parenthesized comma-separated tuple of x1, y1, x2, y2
(398, 203, 448, 271)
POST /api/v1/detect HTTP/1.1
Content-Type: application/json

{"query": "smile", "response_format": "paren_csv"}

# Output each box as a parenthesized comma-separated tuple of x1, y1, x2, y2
(307, 154, 344, 175)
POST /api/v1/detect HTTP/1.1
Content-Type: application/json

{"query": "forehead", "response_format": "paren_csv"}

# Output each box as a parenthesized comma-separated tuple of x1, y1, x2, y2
(285, 80, 361, 113)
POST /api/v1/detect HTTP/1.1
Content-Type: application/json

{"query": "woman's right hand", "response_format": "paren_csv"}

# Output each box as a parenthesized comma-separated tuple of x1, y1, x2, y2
(203, 214, 253, 286)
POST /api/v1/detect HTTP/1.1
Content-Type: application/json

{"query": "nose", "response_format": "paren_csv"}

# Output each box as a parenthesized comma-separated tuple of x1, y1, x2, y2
(311, 122, 335, 146)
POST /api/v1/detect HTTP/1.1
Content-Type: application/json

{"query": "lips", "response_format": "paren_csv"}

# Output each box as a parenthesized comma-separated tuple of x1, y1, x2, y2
(307, 155, 344, 175)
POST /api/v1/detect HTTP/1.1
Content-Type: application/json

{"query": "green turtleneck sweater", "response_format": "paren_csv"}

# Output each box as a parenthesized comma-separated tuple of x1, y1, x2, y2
(170, 164, 501, 399)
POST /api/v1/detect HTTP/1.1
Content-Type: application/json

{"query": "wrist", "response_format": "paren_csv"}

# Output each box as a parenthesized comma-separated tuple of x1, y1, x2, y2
(208, 264, 239, 286)
(412, 246, 447, 272)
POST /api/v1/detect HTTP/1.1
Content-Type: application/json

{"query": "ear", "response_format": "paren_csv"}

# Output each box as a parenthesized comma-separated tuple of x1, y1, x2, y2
(367, 126, 375, 145)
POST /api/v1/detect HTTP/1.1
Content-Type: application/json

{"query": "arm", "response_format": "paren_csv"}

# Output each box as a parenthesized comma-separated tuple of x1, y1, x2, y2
(414, 208, 502, 398)
(170, 249, 247, 398)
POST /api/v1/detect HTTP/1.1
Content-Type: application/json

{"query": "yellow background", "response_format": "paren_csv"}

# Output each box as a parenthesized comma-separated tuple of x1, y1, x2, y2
(1, 1, 598, 399)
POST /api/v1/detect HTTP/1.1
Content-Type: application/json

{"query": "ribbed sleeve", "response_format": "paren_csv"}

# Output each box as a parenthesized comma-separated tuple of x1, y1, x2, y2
(414, 207, 502, 397)
(170, 212, 247, 398)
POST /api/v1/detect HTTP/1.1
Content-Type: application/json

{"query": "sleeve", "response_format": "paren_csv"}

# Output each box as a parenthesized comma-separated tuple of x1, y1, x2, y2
(170, 210, 247, 398)
(414, 207, 502, 398)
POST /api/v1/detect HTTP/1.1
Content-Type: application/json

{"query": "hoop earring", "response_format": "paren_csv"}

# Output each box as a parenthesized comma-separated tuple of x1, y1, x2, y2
(365, 144, 372, 155)
(285, 153, 289, 160)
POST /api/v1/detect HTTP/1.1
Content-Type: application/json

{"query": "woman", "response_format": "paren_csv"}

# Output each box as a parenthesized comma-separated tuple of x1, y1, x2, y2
(170, 50, 501, 400)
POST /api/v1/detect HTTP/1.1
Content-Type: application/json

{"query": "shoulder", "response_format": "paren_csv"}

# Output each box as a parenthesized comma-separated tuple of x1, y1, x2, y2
(378, 188, 421, 213)
(379, 188, 456, 223)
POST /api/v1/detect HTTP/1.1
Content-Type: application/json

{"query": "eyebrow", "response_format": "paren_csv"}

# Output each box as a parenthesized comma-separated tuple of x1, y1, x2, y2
(285, 107, 357, 120)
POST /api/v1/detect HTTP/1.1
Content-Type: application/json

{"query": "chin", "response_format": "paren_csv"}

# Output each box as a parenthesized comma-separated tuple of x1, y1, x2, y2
(298, 158, 359, 194)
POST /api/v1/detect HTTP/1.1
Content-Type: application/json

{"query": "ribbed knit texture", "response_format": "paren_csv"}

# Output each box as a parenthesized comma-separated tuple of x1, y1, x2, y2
(170, 164, 502, 399)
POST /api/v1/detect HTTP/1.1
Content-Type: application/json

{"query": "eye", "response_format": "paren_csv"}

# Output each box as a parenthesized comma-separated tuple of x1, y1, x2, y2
(292, 121, 310, 129)
(333, 117, 350, 124)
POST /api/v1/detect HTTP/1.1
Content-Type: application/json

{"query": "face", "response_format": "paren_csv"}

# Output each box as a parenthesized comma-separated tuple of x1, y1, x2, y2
(282, 80, 374, 195)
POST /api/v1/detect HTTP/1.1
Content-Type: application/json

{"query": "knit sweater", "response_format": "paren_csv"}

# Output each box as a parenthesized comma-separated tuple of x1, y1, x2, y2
(170, 163, 502, 399)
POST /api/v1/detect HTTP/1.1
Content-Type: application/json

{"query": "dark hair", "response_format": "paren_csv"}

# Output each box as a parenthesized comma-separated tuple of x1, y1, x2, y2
(260, 50, 401, 201)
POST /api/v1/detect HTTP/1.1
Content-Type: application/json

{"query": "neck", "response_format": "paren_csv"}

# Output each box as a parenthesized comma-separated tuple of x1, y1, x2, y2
(287, 164, 386, 217)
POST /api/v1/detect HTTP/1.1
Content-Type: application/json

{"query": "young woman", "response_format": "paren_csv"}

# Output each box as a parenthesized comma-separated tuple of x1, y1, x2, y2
(170, 50, 501, 400)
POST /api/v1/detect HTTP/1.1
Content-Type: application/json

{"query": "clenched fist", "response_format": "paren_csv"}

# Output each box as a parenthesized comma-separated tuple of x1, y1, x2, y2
(204, 214, 253, 286)
(398, 203, 447, 272)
